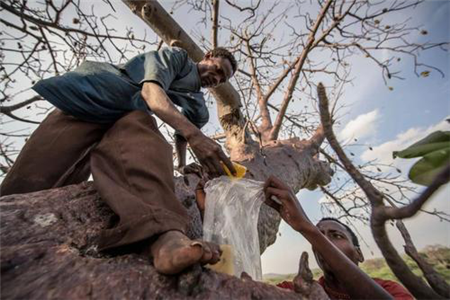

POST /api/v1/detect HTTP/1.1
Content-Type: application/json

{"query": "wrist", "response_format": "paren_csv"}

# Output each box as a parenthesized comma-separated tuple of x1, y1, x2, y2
(296, 222, 318, 236)
(184, 128, 203, 141)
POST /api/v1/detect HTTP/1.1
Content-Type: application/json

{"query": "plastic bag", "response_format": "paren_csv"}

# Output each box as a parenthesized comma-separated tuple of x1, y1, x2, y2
(203, 176, 265, 280)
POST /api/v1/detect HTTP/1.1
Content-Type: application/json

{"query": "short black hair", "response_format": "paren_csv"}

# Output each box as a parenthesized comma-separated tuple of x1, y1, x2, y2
(208, 47, 238, 75)
(317, 217, 360, 248)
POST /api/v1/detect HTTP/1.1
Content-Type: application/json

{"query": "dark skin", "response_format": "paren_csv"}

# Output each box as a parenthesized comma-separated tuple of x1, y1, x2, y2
(263, 176, 393, 299)
(175, 53, 235, 174)
(195, 179, 207, 220)
(140, 52, 235, 274)
(315, 220, 364, 293)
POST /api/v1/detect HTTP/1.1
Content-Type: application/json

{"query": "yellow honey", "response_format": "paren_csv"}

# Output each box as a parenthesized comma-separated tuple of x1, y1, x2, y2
(205, 244, 235, 276)
(220, 162, 247, 179)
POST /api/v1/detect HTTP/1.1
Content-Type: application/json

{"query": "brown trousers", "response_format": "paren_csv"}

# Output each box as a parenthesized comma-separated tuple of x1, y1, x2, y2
(1, 109, 189, 250)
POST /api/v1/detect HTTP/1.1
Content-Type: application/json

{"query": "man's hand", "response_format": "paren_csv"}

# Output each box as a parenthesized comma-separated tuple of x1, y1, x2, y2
(177, 163, 204, 177)
(263, 176, 313, 233)
(187, 132, 236, 178)
(141, 82, 236, 178)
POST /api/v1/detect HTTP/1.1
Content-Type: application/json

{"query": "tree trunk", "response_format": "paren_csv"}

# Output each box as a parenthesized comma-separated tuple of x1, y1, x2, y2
(121, 0, 333, 254)
(0, 182, 329, 300)
(0, 2, 334, 298)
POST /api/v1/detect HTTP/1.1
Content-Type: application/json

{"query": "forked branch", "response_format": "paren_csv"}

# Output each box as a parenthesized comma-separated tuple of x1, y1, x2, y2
(317, 82, 444, 299)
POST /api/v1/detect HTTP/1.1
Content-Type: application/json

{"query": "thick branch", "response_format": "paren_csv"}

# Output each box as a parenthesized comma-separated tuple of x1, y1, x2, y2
(245, 38, 271, 134)
(317, 83, 382, 205)
(305, 125, 325, 154)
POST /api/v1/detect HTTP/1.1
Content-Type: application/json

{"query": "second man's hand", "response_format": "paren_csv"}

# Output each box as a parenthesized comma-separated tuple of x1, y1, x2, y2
(187, 131, 236, 178)
(263, 176, 314, 233)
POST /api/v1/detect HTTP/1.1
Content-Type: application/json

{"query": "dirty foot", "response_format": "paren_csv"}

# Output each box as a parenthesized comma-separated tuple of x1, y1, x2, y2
(151, 231, 221, 275)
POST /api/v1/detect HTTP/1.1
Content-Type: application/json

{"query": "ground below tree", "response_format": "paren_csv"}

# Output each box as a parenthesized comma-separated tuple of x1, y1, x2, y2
(263, 246, 450, 286)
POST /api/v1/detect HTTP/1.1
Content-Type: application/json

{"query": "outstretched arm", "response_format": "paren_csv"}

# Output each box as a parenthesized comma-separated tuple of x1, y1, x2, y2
(264, 176, 393, 299)
(141, 82, 235, 177)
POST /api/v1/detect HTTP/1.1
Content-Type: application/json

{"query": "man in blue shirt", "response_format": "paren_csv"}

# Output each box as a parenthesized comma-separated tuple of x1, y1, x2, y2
(1, 47, 237, 274)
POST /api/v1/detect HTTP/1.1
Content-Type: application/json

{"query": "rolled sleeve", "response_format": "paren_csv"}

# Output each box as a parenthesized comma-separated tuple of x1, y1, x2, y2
(140, 47, 188, 90)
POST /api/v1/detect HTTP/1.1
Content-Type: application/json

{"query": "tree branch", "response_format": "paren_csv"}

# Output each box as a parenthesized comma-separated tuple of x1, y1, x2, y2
(305, 125, 325, 154)
(262, 56, 300, 104)
(245, 37, 271, 135)
(0, 2, 145, 43)
(317, 82, 443, 299)
(122, 0, 256, 153)
(0, 96, 44, 114)
(320, 186, 352, 216)
(211, 0, 219, 49)
(269, 0, 333, 141)
(1, 111, 41, 124)
(317, 82, 382, 204)
(384, 165, 450, 220)
(396, 220, 450, 298)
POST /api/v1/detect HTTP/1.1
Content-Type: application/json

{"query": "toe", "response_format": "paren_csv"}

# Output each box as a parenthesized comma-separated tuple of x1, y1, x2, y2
(209, 249, 221, 265)
(200, 241, 222, 265)
(199, 243, 213, 264)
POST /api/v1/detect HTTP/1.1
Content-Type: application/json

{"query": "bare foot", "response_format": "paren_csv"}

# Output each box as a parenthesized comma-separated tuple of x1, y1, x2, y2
(150, 231, 221, 275)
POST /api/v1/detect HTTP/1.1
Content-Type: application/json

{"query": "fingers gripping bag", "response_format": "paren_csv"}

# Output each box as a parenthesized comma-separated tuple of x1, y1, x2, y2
(203, 176, 265, 280)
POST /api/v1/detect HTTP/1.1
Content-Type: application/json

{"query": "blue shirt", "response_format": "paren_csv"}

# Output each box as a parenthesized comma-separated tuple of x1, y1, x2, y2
(32, 47, 209, 130)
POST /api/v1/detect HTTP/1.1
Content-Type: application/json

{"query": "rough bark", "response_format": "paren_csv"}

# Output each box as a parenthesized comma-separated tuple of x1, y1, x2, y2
(239, 135, 333, 252)
(0, 182, 330, 300)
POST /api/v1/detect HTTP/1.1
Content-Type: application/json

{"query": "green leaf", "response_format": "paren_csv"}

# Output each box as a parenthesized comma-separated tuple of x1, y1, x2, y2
(408, 147, 450, 186)
(393, 131, 450, 159)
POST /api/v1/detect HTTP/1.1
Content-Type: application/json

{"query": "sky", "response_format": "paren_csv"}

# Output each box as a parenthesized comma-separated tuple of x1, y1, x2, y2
(261, 0, 450, 274)
(2, 0, 449, 277)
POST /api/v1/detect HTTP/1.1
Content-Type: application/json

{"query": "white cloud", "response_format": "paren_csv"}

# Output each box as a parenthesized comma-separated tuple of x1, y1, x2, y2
(338, 109, 380, 142)
(361, 117, 450, 167)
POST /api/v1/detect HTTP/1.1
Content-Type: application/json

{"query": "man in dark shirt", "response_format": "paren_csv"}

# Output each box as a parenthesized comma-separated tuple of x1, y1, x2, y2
(1, 47, 238, 274)
(264, 176, 413, 299)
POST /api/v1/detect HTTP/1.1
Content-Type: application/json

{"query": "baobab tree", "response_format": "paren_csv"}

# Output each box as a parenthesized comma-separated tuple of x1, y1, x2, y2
(1, 0, 449, 298)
